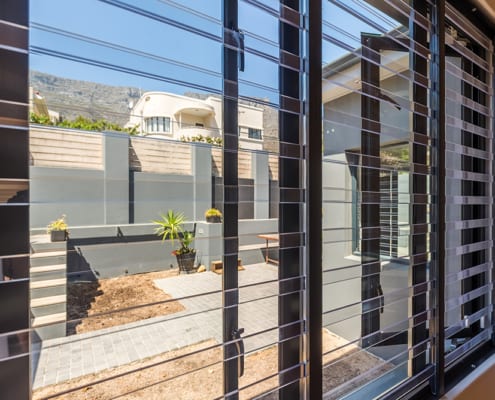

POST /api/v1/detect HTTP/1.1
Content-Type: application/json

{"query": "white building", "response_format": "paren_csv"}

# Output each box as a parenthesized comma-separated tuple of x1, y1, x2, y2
(29, 87, 60, 122)
(126, 91, 265, 150)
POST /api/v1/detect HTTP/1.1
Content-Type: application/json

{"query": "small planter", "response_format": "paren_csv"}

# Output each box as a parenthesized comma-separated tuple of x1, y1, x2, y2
(50, 230, 67, 242)
(176, 251, 197, 274)
(205, 208, 222, 223)
(206, 215, 222, 223)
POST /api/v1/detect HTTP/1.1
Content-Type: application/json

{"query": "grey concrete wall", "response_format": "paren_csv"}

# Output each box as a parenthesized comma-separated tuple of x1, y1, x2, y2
(194, 222, 222, 268)
(252, 151, 269, 219)
(192, 145, 212, 221)
(30, 136, 274, 229)
(30, 166, 105, 227)
(103, 131, 129, 224)
(322, 159, 361, 341)
(324, 75, 410, 157)
(67, 223, 195, 279)
(131, 172, 195, 224)
(66, 219, 278, 279)
(30, 167, 198, 228)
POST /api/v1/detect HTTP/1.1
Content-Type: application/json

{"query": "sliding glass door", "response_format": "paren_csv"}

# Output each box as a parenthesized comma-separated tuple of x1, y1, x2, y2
(321, 1, 435, 397)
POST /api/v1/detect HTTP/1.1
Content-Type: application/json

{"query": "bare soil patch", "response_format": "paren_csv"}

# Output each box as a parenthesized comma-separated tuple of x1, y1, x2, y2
(321, 330, 393, 399)
(34, 330, 392, 400)
(67, 269, 184, 334)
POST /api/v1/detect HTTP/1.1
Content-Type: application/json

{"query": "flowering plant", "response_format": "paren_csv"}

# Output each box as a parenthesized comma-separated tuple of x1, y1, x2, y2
(47, 215, 68, 233)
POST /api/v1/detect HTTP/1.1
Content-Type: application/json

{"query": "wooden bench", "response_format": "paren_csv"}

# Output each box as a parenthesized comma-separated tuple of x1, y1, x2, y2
(256, 234, 279, 265)
(238, 242, 278, 252)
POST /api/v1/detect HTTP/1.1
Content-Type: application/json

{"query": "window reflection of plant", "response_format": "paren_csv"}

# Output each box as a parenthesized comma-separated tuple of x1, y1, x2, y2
(180, 134, 222, 146)
(380, 143, 409, 169)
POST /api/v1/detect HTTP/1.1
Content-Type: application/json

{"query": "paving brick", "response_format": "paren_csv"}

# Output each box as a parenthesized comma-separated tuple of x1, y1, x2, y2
(33, 263, 279, 389)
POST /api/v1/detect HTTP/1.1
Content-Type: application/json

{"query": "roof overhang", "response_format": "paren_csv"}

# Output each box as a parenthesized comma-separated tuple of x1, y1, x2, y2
(174, 103, 215, 117)
(469, 0, 495, 27)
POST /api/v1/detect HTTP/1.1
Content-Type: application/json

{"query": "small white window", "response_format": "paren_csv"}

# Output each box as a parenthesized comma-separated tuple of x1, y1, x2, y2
(145, 117, 171, 133)
(248, 128, 262, 140)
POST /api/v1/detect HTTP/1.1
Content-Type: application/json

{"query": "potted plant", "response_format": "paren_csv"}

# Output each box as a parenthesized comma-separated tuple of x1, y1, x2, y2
(47, 215, 68, 242)
(205, 208, 222, 223)
(153, 210, 196, 273)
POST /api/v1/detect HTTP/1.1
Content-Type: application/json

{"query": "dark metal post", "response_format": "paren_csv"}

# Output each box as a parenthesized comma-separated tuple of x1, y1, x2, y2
(0, 1, 30, 399)
(222, 1, 240, 398)
(430, 0, 445, 395)
(307, 0, 322, 398)
(410, 0, 429, 375)
(360, 34, 382, 345)
(278, 1, 304, 399)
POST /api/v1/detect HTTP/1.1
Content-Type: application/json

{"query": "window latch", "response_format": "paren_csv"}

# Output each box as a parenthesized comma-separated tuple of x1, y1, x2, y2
(231, 327, 245, 377)
(233, 29, 245, 72)
(377, 284, 384, 314)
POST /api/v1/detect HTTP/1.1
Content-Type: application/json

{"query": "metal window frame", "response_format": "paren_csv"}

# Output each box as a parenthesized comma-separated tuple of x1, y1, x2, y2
(278, 1, 305, 398)
(307, 0, 323, 399)
(5, 1, 495, 399)
(0, 1, 30, 399)
(222, 2, 241, 399)
(430, 0, 446, 396)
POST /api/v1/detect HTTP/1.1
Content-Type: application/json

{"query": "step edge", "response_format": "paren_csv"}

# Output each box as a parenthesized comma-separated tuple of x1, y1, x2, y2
(30, 264, 66, 274)
(32, 313, 67, 328)
(31, 251, 66, 259)
(31, 295, 66, 308)
(30, 278, 67, 289)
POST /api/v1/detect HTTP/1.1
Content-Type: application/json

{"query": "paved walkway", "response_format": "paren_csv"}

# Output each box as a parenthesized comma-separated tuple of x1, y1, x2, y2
(33, 263, 278, 389)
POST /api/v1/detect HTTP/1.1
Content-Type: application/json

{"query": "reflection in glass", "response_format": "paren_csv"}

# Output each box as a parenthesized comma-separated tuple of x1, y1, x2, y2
(322, 1, 432, 397)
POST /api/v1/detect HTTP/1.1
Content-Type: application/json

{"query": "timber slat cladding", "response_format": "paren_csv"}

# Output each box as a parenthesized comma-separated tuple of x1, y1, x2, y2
(211, 146, 222, 176)
(30, 126, 102, 169)
(212, 148, 258, 179)
(238, 151, 251, 179)
(130, 137, 191, 174)
(29, 126, 280, 181)
(268, 154, 278, 180)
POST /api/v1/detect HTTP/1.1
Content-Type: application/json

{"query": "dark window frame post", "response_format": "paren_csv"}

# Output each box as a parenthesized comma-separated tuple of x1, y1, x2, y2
(0, 1, 30, 399)
(222, 1, 240, 398)
(430, 0, 446, 396)
(360, 33, 382, 346)
(278, 1, 305, 398)
(307, 0, 322, 398)
(409, 0, 430, 376)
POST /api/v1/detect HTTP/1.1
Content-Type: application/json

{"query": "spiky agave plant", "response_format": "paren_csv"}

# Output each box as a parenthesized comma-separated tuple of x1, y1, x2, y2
(153, 210, 185, 247)
(153, 210, 195, 255)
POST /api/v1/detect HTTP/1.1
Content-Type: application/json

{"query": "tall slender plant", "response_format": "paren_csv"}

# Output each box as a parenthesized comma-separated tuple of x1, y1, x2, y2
(153, 210, 194, 255)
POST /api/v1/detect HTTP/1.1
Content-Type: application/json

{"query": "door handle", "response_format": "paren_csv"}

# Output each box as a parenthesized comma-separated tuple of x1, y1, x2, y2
(233, 29, 245, 72)
(377, 284, 384, 314)
(231, 327, 245, 377)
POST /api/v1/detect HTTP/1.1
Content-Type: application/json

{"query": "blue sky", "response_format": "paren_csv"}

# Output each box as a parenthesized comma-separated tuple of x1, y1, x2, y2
(30, 0, 398, 102)
(30, 0, 280, 101)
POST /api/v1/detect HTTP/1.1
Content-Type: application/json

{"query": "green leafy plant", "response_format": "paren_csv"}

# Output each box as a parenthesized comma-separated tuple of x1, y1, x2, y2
(153, 210, 195, 255)
(30, 112, 54, 126)
(180, 135, 222, 146)
(47, 214, 68, 233)
(30, 113, 138, 135)
(179, 231, 195, 255)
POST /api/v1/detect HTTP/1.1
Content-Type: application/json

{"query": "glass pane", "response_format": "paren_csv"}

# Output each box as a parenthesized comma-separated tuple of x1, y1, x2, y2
(322, 1, 433, 397)
(236, 0, 284, 397)
(444, 8, 494, 362)
(30, 1, 226, 398)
